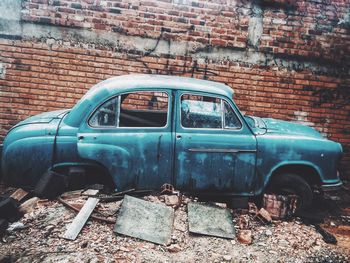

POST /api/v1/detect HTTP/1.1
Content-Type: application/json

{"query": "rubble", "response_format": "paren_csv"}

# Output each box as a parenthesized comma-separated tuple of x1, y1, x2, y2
(164, 195, 180, 207)
(257, 208, 272, 223)
(167, 244, 182, 253)
(9, 188, 28, 202)
(6, 222, 26, 232)
(237, 230, 252, 245)
(18, 197, 39, 214)
(0, 183, 349, 262)
(263, 194, 297, 219)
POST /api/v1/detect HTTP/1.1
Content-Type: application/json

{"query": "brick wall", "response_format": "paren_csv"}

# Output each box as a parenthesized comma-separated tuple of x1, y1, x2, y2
(0, 0, 349, 178)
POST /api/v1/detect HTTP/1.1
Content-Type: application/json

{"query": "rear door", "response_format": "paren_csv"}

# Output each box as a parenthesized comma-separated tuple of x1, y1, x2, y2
(77, 90, 173, 191)
(174, 92, 257, 194)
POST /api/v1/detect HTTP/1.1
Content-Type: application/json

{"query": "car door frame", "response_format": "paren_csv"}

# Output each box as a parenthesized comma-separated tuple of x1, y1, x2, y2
(77, 87, 175, 191)
(173, 89, 258, 195)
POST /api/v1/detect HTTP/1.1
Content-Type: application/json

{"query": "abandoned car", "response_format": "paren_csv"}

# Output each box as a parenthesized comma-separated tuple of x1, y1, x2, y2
(1, 74, 343, 207)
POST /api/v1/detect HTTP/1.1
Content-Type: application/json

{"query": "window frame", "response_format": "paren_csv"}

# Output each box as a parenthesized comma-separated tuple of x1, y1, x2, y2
(223, 99, 243, 130)
(88, 96, 119, 128)
(179, 92, 242, 131)
(87, 89, 171, 130)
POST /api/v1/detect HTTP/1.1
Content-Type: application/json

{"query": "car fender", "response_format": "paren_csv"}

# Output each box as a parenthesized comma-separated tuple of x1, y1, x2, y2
(259, 160, 322, 194)
(77, 142, 132, 188)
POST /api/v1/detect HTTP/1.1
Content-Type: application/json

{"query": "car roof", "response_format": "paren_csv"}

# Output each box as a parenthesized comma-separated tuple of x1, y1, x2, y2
(64, 74, 234, 127)
(93, 74, 232, 97)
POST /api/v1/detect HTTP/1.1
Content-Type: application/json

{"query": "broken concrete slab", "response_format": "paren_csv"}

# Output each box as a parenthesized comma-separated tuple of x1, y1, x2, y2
(114, 195, 174, 245)
(187, 202, 235, 239)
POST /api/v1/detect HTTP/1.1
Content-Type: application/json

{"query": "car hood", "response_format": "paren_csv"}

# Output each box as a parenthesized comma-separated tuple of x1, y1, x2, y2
(11, 109, 70, 130)
(247, 116, 323, 139)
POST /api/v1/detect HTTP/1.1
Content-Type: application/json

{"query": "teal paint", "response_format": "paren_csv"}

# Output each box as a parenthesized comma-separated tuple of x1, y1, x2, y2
(1, 75, 342, 194)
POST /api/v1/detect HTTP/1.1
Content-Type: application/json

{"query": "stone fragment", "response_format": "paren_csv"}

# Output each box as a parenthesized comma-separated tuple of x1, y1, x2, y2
(223, 255, 232, 261)
(258, 208, 272, 223)
(248, 202, 258, 214)
(237, 214, 250, 230)
(167, 244, 182, 253)
(164, 195, 180, 206)
(237, 230, 252, 245)
(6, 222, 26, 232)
(18, 197, 39, 214)
(265, 230, 272, 236)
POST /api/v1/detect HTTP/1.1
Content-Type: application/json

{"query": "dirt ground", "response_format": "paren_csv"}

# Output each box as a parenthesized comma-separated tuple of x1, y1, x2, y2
(0, 183, 350, 263)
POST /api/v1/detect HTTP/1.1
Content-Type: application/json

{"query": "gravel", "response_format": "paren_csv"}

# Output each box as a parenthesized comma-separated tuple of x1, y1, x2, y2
(0, 191, 349, 262)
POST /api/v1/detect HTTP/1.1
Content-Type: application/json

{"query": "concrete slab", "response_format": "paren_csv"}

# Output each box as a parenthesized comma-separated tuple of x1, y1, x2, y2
(114, 195, 174, 245)
(188, 202, 235, 239)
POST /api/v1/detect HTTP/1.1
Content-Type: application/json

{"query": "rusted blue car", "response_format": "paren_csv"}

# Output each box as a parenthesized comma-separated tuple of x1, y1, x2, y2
(1, 75, 342, 207)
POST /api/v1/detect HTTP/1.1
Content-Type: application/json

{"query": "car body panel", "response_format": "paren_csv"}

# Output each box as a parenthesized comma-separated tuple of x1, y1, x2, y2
(1, 121, 59, 187)
(0, 74, 343, 193)
(174, 91, 257, 194)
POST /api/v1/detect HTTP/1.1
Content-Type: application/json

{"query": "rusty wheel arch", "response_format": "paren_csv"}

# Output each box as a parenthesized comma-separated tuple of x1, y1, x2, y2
(268, 164, 322, 189)
(50, 162, 115, 188)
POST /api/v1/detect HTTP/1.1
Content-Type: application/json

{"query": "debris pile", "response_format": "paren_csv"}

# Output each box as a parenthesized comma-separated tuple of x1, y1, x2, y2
(0, 183, 349, 262)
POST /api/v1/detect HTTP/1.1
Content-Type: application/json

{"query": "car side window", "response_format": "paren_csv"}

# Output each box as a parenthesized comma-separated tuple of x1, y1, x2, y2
(119, 91, 168, 127)
(224, 101, 242, 129)
(181, 94, 222, 129)
(89, 97, 118, 127)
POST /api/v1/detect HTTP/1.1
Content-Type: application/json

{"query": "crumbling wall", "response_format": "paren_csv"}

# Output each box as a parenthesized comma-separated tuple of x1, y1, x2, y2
(0, 0, 349, 178)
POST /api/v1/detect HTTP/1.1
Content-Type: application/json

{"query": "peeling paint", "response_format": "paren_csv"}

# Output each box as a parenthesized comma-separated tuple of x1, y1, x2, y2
(293, 111, 315, 127)
(0, 63, 5, 79)
(248, 2, 263, 48)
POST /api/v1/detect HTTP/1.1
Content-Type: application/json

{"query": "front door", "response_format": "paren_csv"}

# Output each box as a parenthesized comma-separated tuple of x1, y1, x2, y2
(77, 90, 173, 191)
(174, 92, 257, 194)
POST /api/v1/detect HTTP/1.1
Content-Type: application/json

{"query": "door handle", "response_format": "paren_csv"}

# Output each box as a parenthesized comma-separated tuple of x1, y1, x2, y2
(176, 135, 182, 140)
(78, 135, 84, 140)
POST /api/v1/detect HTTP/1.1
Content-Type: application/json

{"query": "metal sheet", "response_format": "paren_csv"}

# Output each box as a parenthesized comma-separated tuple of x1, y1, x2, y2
(114, 195, 174, 245)
(188, 202, 235, 239)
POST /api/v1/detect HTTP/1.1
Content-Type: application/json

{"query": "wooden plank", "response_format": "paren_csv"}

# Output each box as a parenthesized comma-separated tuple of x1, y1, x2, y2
(63, 197, 99, 240)
(10, 188, 28, 202)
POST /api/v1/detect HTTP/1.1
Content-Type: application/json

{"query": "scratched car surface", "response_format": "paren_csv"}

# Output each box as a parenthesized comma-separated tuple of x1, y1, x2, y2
(1, 74, 343, 206)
